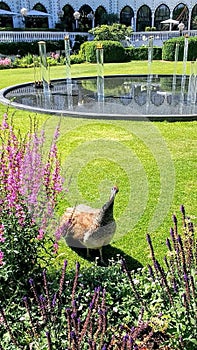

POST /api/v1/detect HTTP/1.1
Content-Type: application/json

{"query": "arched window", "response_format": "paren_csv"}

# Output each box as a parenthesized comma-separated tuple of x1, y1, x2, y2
(190, 4, 197, 29)
(79, 4, 93, 31)
(61, 4, 74, 31)
(120, 6, 134, 27)
(173, 3, 189, 29)
(154, 4, 170, 30)
(25, 3, 49, 29)
(0, 1, 13, 28)
(95, 6, 107, 26)
(137, 5, 151, 31)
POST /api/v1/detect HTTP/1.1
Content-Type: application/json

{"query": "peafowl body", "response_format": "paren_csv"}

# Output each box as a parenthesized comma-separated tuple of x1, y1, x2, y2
(60, 186, 119, 263)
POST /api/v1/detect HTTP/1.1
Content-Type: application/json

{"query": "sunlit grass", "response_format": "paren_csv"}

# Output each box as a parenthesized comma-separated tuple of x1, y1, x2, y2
(0, 62, 196, 270)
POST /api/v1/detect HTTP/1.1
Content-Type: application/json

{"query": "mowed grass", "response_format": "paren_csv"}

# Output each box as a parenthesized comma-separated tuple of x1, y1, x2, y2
(0, 61, 196, 270)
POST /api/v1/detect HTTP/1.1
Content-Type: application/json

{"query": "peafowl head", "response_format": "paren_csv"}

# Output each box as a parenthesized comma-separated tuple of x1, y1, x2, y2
(101, 185, 119, 212)
(109, 185, 119, 200)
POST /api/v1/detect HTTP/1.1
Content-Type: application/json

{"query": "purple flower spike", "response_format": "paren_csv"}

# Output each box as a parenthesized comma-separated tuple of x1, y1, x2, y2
(98, 308, 103, 315)
(148, 264, 154, 279)
(184, 273, 188, 282)
(180, 205, 185, 216)
(166, 238, 172, 251)
(72, 299, 76, 307)
(123, 334, 129, 342)
(66, 308, 71, 314)
(146, 233, 151, 244)
(170, 227, 174, 236)
(173, 279, 178, 293)
(70, 330, 76, 339)
(52, 293, 57, 307)
(29, 278, 34, 285)
(173, 214, 177, 225)
(102, 345, 107, 350)
(89, 301, 94, 310)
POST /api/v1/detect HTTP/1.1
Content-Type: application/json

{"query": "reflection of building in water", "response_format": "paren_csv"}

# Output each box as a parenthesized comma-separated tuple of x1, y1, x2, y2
(4, 76, 197, 116)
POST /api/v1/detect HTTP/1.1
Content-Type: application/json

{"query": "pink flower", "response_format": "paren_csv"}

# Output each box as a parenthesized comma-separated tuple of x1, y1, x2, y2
(0, 58, 11, 66)
(53, 241, 59, 254)
(1, 113, 9, 129)
(0, 250, 4, 265)
(36, 228, 44, 240)
(0, 234, 5, 243)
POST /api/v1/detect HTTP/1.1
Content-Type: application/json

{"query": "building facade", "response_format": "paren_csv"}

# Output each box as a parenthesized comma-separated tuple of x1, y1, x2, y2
(0, 0, 197, 32)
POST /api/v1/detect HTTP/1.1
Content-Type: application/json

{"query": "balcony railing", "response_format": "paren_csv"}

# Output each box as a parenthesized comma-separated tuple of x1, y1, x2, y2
(0, 30, 196, 47)
(130, 29, 197, 47)
(0, 31, 90, 46)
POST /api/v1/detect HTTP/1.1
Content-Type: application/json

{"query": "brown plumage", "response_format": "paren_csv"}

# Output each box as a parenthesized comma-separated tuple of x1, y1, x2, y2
(59, 186, 119, 263)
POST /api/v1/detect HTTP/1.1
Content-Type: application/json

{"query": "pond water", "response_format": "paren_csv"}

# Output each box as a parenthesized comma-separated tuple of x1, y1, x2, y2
(1, 75, 197, 120)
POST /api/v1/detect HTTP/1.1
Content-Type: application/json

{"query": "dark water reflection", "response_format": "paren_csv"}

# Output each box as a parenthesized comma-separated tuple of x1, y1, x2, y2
(3, 75, 197, 119)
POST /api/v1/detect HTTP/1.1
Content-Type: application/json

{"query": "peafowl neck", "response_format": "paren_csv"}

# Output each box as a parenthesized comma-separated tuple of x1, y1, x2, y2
(100, 198, 115, 225)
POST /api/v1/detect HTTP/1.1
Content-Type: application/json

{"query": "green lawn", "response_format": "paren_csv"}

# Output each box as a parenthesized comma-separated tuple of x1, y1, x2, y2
(0, 61, 196, 270)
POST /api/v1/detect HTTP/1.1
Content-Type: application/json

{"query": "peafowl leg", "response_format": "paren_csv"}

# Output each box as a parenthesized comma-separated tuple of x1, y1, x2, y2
(87, 248, 91, 258)
(99, 247, 105, 265)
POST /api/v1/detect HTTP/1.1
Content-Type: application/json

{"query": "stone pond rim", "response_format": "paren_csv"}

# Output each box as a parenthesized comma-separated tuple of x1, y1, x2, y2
(0, 74, 196, 121)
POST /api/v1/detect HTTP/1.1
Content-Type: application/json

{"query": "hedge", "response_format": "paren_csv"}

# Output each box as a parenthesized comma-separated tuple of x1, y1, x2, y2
(0, 40, 64, 57)
(0, 37, 196, 64)
(79, 40, 126, 63)
(125, 46, 162, 61)
(162, 36, 197, 61)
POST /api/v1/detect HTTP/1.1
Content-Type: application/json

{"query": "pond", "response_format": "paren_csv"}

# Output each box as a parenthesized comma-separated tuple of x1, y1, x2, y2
(0, 75, 196, 121)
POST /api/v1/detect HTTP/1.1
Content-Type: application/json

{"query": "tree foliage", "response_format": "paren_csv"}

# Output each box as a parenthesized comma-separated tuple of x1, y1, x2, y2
(89, 23, 133, 42)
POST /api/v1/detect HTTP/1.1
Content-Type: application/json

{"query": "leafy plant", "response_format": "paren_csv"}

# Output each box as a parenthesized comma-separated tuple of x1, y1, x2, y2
(79, 41, 125, 63)
(1, 206, 196, 349)
(0, 112, 66, 303)
(162, 36, 197, 61)
(89, 23, 133, 42)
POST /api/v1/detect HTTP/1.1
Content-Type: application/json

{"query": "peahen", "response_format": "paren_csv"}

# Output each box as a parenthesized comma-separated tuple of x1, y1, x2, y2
(59, 186, 119, 263)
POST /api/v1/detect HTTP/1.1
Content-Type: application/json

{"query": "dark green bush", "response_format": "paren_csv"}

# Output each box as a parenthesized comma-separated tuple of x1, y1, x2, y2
(125, 46, 162, 61)
(72, 34, 87, 53)
(162, 36, 197, 61)
(0, 40, 64, 57)
(70, 53, 85, 64)
(79, 40, 126, 63)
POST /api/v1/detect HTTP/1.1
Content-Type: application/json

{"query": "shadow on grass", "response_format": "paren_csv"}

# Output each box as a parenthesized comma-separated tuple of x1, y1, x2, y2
(65, 237, 143, 270)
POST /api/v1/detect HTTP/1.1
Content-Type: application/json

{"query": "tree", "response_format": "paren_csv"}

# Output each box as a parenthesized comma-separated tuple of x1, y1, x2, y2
(89, 23, 133, 42)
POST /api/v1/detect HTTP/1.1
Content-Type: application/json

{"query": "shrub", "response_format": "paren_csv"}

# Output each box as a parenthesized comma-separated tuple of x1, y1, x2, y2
(79, 41, 126, 63)
(0, 40, 64, 58)
(89, 23, 133, 42)
(0, 113, 66, 303)
(72, 34, 87, 54)
(162, 36, 197, 61)
(125, 46, 162, 61)
(70, 53, 85, 64)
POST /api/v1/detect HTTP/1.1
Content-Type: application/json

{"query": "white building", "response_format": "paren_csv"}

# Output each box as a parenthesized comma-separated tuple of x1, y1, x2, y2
(0, 1, 197, 32)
